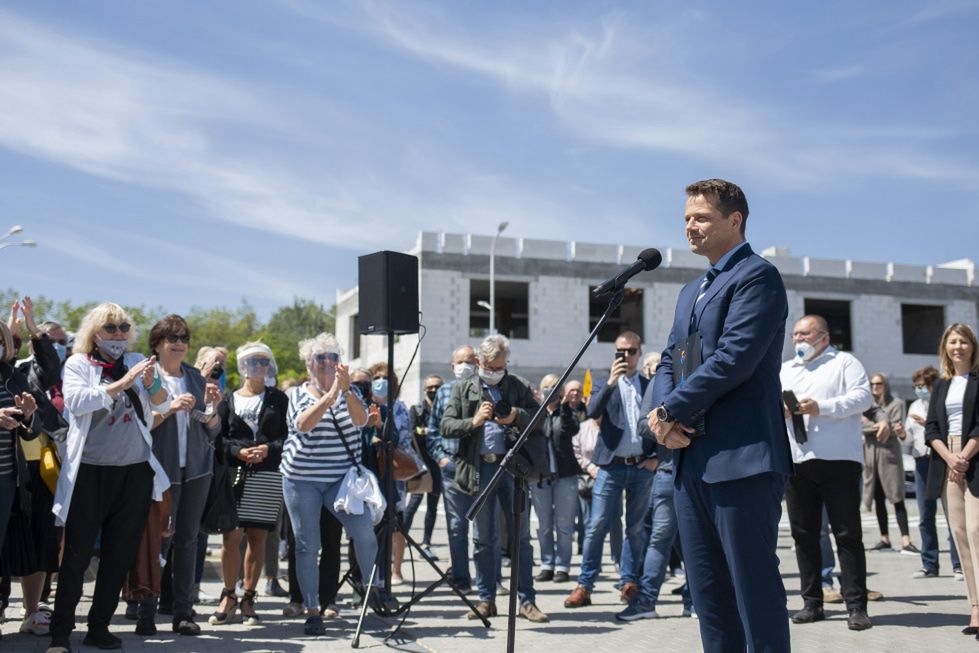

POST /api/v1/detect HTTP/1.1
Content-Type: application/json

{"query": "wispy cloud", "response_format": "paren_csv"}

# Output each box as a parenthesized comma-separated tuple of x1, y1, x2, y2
(285, 0, 979, 190)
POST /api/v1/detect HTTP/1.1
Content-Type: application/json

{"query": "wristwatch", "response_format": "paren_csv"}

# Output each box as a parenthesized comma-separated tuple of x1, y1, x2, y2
(654, 404, 674, 424)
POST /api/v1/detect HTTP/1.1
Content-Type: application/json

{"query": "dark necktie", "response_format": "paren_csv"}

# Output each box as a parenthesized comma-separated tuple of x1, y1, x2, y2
(696, 268, 718, 304)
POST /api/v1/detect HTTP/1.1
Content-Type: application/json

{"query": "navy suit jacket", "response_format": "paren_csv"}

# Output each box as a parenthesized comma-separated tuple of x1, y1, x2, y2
(647, 243, 793, 483)
(587, 374, 655, 466)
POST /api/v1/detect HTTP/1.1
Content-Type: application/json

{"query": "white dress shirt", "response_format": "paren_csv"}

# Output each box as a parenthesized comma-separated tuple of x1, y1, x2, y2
(904, 398, 930, 459)
(779, 346, 873, 465)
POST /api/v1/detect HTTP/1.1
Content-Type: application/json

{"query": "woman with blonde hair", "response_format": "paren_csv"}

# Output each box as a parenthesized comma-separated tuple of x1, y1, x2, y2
(924, 323, 979, 637)
(46, 303, 171, 653)
(209, 342, 288, 627)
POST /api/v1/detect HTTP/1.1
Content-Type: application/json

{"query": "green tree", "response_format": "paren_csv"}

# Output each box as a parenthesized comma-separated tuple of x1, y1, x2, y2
(258, 298, 336, 382)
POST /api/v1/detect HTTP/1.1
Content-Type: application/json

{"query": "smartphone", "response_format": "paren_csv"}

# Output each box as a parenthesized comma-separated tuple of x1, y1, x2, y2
(615, 350, 626, 362)
(782, 390, 800, 413)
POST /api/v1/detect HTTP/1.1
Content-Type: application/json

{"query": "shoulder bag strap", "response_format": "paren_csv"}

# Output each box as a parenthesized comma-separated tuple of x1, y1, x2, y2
(328, 406, 362, 471)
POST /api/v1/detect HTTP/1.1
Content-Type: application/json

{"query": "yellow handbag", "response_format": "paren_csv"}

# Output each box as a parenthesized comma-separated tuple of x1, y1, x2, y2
(39, 440, 61, 495)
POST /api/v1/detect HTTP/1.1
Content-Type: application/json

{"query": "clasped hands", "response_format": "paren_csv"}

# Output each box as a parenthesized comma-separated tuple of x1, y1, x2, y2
(647, 410, 695, 449)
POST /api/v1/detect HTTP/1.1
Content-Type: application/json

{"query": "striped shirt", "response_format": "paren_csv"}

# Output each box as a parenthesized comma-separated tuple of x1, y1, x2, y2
(0, 384, 14, 477)
(280, 383, 362, 483)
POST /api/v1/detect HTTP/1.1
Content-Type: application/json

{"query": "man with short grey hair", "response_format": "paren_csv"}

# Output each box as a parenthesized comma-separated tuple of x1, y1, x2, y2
(440, 334, 549, 622)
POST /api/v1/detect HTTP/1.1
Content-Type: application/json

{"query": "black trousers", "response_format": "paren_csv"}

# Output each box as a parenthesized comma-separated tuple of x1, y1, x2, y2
(50, 462, 154, 637)
(785, 459, 867, 609)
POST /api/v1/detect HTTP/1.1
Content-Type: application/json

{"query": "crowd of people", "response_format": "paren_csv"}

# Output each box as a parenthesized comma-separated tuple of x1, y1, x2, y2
(0, 182, 977, 653)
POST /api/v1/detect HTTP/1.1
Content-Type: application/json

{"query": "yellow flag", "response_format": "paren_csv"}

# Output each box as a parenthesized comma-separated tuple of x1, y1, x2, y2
(583, 369, 593, 399)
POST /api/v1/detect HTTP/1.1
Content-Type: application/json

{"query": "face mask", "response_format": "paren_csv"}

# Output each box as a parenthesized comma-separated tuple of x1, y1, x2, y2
(794, 341, 817, 362)
(426, 389, 438, 401)
(914, 387, 930, 401)
(372, 378, 389, 401)
(453, 362, 476, 380)
(238, 357, 271, 379)
(53, 343, 67, 363)
(95, 336, 128, 360)
(479, 367, 506, 386)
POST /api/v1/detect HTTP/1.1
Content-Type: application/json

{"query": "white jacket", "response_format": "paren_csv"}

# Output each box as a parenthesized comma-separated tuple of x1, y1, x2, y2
(53, 352, 171, 526)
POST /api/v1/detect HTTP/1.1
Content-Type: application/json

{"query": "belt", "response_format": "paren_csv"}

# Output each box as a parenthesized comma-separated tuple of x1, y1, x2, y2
(482, 453, 502, 464)
(611, 455, 644, 466)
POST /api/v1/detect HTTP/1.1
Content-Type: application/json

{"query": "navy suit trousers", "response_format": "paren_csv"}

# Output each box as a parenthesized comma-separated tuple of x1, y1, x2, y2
(675, 463, 790, 653)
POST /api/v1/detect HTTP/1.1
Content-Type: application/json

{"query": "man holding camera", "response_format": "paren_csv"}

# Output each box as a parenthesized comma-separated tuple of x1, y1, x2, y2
(564, 331, 657, 609)
(439, 334, 549, 623)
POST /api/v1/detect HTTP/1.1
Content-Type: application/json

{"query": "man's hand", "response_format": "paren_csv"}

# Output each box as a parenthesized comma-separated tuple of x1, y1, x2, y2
(607, 357, 628, 387)
(874, 421, 890, 443)
(662, 423, 694, 449)
(647, 408, 675, 440)
(472, 401, 494, 428)
(796, 398, 820, 416)
(637, 457, 659, 472)
(438, 457, 450, 469)
(495, 407, 517, 426)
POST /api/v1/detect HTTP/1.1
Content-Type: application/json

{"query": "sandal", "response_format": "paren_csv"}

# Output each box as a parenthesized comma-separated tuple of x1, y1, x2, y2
(241, 589, 260, 626)
(207, 588, 238, 626)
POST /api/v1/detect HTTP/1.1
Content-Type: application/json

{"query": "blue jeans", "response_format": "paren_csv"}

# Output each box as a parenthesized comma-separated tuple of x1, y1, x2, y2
(441, 462, 474, 588)
(915, 456, 961, 573)
(637, 469, 691, 609)
(578, 489, 623, 565)
(577, 463, 654, 590)
(473, 459, 535, 605)
(530, 476, 578, 572)
(282, 475, 379, 610)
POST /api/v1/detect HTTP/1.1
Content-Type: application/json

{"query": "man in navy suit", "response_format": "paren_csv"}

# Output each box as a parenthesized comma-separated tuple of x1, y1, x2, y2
(644, 179, 793, 652)
(564, 331, 659, 608)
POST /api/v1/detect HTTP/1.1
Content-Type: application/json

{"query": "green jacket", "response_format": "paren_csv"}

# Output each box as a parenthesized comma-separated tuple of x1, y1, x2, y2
(439, 372, 541, 495)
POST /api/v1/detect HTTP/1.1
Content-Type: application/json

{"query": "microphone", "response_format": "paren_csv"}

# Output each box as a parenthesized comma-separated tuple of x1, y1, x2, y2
(592, 248, 662, 296)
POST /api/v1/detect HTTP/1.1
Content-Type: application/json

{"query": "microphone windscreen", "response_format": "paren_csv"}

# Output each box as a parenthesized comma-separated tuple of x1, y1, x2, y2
(638, 248, 663, 271)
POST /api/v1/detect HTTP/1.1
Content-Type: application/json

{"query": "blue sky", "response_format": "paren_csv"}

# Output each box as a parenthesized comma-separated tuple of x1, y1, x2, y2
(1, 1, 977, 318)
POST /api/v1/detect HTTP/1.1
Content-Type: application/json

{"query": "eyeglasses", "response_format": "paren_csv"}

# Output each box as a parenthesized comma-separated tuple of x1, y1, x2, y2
(870, 382, 884, 387)
(165, 334, 191, 344)
(313, 353, 340, 364)
(103, 322, 131, 334)
(245, 358, 271, 367)
(616, 347, 639, 356)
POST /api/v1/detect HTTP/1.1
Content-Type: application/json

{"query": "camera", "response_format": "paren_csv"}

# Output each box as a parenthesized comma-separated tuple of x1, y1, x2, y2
(210, 363, 224, 380)
(492, 398, 512, 420)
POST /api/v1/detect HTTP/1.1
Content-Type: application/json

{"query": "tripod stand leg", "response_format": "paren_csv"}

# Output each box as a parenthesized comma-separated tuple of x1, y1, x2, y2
(352, 559, 380, 649)
(506, 479, 526, 653)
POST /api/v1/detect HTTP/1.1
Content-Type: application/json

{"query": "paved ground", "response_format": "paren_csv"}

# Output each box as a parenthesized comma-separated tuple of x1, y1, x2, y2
(1, 501, 976, 652)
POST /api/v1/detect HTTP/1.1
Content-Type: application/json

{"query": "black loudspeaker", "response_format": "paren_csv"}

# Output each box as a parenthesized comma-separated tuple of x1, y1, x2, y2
(358, 251, 419, 335)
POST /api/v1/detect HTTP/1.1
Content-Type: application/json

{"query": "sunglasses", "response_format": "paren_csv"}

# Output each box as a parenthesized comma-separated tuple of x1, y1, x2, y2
(165, 334, 191, 344)
(313, 353, 341, 364)
(616, 347, 639, 356)
(245, 358, 271, 367)
(103, 322, 132, 334)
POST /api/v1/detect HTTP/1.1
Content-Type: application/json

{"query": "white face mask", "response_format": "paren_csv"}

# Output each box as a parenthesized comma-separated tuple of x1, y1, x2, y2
(453, 362, 476, 380)
(914, 387, 930, 402)
(795, 341, 817, 362)
(479, 367, 506, 386)
(96, 336, 127, 360)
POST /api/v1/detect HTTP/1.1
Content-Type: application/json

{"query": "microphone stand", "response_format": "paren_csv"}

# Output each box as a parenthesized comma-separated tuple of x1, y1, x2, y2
(466, 288, 625, 653)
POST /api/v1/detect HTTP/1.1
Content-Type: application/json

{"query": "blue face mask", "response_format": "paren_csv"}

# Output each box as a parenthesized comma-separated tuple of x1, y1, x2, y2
(53, 343, 67, 364)
(914, 387, 930, 402)
(372, 378, 389, 401)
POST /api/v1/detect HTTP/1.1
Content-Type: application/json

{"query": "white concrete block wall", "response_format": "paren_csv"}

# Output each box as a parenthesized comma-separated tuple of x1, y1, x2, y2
(764, 255, 805, 277)
(521, 238, 568, 260)
(848, 261, 888, 281)
(888, 263, 927, 283)
(443, 233, 466, 254)
(470, 235, 518, 257)
(929, 266, 970, 286)
(805, 258, 848, 278)
(572, 241, 619, 263)
(667, 247, 703, 269)
(419, 231, 439, 252)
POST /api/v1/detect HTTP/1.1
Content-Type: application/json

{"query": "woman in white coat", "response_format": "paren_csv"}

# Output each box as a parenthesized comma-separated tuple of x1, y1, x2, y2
(47, 303, 170, 653)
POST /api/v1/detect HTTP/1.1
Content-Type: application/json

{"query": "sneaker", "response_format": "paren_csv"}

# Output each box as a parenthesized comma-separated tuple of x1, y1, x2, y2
(283, 602, 304, 617)
(564, 585, 592, 608)
(496, 581, 508, 596)
(501, 557, 511, 568)
(82, 629, 122, 650)
(195, 586, 219, 605)
(847, 608, 872, 631)
(321, 604, 339, 619)
(518, 602, 549, 623)
(682, 606, 697, 618)
(900, 543, 921, 556)
(791, 604, 825, 624)
(553, 571, 570, 583)
(912, 568, 939, 579)
(616, 601, 657, 622)
(867, 589, 884, 601)
(467, 601, 497, 620)
(391, 574, 405, 586)
(822, 587, 844, 603)
(303, 615, 325, 636)
(955, 568, 965, 581)
(534, 569, 554, 582)
(264, 577, 289, 598)
(868, 540, 892, 552)
(620, 582, 639, 604)
(20, 610, 51, 636)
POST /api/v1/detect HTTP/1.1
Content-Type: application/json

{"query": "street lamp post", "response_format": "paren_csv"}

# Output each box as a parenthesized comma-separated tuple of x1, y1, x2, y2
(489, 221, 508, 335)
(0, 225, 36, 252)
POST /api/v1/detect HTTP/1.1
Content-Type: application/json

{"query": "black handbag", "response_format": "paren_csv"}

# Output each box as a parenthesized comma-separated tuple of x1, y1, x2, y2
(200, 461, 239, 534)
